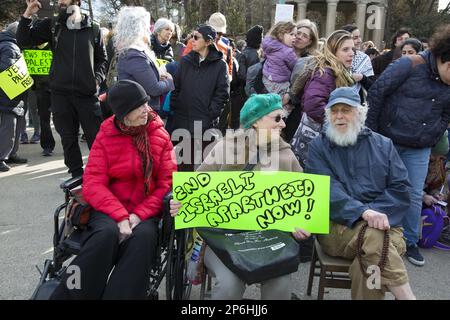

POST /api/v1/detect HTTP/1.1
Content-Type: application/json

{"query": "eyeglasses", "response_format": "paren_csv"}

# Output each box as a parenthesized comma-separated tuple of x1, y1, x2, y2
(297, 32, 310, 40)
(193, 34, 203, 41)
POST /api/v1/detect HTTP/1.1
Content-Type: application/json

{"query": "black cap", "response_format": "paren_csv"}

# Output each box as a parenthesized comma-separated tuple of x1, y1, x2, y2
(196, 24, 217, 42)
(107, 80, 149, 121)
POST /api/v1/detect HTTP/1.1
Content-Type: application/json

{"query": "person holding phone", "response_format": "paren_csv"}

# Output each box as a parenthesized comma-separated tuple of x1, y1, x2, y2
(16, 0, 107, 178)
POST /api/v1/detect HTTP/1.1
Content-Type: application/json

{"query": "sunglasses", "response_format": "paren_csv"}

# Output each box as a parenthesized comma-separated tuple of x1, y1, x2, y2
(271, 114, 283, 123)
(193, 34, 203, 41)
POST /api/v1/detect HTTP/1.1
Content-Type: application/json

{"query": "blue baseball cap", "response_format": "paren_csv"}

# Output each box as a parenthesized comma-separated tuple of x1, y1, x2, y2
(325, 87, 361, 109)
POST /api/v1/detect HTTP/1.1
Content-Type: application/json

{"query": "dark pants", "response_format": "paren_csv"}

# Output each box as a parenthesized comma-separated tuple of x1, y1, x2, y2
(51, 94, 102, 177)
(36, 88, 55, 151)
(230, 87, 247, 130)
(50, 211, 159, 300)
(0, 112, 23, 160)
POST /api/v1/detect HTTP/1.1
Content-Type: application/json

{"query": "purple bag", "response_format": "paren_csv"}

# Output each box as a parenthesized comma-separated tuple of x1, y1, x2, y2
(419, 205, 450, 250)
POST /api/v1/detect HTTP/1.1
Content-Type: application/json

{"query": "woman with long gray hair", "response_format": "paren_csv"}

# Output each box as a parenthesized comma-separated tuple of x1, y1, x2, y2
(114, 6, 174, 114)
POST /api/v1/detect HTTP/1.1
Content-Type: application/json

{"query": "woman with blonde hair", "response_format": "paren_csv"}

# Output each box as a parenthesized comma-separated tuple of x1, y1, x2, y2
(293, 19, 319, 58)
(289, 30, 355, 169)
(114, 6, 174, 115)
(301, 30, 355, 124)
(284, 20, 319, 141)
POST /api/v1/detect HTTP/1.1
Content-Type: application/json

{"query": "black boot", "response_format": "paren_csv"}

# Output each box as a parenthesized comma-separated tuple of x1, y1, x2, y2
(5, 154, 28, 164)
(0, 161, 10, 172)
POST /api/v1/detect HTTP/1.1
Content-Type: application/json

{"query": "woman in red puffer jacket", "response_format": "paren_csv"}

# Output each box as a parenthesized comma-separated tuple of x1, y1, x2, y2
(50, 80, 177, 300)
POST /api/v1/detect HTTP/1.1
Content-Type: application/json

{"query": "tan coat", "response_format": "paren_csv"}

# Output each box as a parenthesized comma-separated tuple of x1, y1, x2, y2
(197, 130, 302, 172)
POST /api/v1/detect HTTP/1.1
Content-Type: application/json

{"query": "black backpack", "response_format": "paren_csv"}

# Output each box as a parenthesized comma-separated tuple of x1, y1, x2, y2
(245, 59, 268, 96)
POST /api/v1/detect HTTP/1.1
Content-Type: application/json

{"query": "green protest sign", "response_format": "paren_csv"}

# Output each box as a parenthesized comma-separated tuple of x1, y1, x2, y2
(23, 50, 53, 75)
(173, 171, 330, 234)
(0, 55, 34, 100)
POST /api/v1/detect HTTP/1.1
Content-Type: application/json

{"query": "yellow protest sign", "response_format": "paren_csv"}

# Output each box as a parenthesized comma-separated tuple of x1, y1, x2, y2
(155, 58, 170, 68)
(23, 50, 53, 75)
(173, 171, 330, 234)
(0, 55, 34, 99)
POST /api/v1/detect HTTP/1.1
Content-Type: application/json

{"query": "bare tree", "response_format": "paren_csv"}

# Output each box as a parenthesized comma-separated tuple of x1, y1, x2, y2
(122, 0, 144, 5)
(199, 0, 218, 24)
(0, 0, 26, 26)
(86, 0, 94, 20)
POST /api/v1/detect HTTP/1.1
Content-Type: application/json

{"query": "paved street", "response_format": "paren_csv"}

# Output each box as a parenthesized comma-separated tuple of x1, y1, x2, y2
(0, 127, 449, 300)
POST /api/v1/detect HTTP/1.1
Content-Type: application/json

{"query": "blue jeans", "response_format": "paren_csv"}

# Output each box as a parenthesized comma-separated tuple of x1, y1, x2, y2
(394, 145, 431, 247)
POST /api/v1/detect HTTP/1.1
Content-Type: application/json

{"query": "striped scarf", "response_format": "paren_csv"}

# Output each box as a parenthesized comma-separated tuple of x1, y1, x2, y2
(115, 112, 153, 195)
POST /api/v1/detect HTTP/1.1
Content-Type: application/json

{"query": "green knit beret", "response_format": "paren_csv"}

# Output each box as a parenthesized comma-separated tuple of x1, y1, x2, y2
(240, 93, 283, 129)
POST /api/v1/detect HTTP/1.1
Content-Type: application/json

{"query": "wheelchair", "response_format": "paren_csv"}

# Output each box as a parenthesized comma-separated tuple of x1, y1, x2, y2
(30, 176, 192, 300)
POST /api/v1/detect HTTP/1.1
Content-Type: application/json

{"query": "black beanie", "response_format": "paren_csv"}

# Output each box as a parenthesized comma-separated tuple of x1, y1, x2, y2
(107, 80, 149, 121)
(246, 25, 264, 49)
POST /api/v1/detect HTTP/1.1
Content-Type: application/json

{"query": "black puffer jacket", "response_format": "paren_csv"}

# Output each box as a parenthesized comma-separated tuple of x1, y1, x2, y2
(151, 34, 174, 62)
(170, 46, 230, 134)
(0, 31, 23, 113)
(16, 15, 107, 97)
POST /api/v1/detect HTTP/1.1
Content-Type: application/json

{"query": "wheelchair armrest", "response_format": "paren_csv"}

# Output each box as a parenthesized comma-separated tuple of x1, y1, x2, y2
(60, 176, 83, 191)
(163, 191, 173, 208)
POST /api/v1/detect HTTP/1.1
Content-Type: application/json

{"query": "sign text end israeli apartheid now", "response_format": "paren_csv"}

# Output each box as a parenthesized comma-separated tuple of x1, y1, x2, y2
(172, 171, 330, 234)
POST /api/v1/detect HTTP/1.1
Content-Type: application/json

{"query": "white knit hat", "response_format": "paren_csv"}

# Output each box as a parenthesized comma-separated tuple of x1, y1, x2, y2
(208, 12, 227, 34)
(6, 21, 18, 36)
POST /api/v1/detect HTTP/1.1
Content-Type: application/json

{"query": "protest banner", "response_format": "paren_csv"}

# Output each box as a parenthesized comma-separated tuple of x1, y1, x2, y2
(23, 50, 53, 75)
(173, 171, 330, 234)
(0, 55, 34, 100)
(274, 4, 295, 23)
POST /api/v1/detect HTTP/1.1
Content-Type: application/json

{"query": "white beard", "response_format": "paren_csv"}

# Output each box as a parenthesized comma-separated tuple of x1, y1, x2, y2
(325, 120, 361, 147)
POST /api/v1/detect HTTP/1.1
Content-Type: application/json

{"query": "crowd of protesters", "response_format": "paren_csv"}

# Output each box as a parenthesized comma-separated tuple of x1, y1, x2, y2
(1, 0, 450, 300)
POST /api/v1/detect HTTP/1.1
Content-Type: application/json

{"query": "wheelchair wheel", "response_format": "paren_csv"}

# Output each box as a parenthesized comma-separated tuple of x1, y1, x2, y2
(165, 228, 192, 300)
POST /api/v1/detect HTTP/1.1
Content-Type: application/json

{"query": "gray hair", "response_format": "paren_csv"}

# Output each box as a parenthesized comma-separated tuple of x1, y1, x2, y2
(325, 104, 369, 126)
(114, 6, 151, 54)
(324, 104, 368, 146)
(325, 103, 368, 128)
(153, 18, 174, 35)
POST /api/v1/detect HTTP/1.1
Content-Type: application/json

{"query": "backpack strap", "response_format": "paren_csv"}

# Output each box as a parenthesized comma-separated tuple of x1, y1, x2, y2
(91, 20, 100, 45)
(243, 148, 260, 171)
(51, 16, 100, 51)
(51, 18, 62, 51)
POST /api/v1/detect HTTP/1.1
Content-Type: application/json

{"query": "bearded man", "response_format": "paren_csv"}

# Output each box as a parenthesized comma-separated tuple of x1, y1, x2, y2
(17, 0, 107, 178)
(305, 87, 416, 300)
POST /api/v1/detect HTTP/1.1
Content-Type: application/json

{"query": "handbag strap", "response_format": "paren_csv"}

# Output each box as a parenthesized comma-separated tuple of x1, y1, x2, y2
(243, 147, 260, 171)
(356, 223, 390, 277)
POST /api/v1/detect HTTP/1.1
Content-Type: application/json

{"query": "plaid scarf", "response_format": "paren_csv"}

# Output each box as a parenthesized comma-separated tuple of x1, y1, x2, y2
(115, 112, 153, 195)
